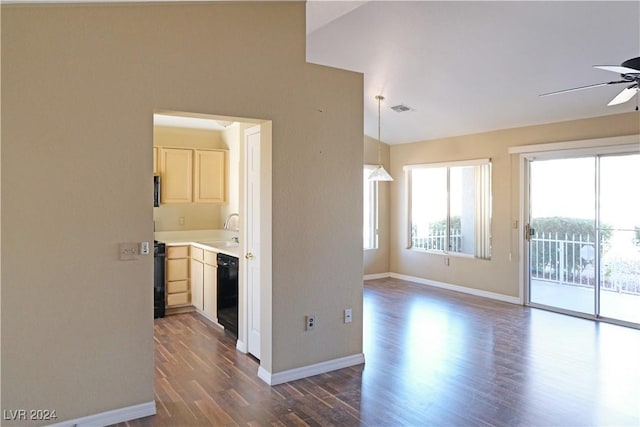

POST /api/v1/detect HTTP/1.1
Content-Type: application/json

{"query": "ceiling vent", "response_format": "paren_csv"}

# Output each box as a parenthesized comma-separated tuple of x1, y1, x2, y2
(390, 104, 411, 113)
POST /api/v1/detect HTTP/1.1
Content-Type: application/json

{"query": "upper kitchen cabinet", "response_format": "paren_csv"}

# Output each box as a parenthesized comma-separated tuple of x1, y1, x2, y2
(194, 149, 226, 204)
(160, 148, 193, 204)
(158, 147, 227, 205)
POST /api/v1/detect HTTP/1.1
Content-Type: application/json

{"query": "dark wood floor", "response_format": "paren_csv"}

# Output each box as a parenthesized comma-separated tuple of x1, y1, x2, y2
(116, 278, 640, 426)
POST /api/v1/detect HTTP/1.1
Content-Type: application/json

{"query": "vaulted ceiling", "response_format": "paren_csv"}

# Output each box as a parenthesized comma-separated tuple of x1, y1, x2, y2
(306, 1, 640, 144)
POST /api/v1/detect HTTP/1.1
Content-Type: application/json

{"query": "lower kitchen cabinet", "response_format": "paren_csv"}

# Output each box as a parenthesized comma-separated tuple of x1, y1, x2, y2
(191, 248, 204, 310)
(191, 258, 204, 310)
(191, 246, 218, 322)
(203, 258, 218, 321)
(166, 245, 190, 308)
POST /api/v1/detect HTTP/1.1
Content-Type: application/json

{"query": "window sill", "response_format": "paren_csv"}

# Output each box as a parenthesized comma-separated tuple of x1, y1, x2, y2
(408, 247, 490, 260)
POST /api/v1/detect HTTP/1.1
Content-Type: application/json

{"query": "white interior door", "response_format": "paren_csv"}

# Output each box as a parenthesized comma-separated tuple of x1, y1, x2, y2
(244, 126, 261, 359)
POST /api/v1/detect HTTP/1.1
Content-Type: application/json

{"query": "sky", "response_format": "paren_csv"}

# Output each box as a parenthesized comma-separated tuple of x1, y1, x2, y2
(531, 154, 640, 230)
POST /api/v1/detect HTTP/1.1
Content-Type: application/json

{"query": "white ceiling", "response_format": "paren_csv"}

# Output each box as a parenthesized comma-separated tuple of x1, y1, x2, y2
(306, 1, 640, 144)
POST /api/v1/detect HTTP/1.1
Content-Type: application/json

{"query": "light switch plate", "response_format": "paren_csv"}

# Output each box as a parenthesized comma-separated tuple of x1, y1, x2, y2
(119, 243, 139, 261)
(140, 241, 150, 255)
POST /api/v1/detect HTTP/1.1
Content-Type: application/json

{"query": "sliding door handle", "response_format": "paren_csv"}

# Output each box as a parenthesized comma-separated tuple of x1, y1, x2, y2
(525, 224, 536, 241)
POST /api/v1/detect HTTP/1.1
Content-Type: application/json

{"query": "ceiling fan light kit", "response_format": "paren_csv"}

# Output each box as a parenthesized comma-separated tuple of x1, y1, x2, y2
(541, 56, 640, 110)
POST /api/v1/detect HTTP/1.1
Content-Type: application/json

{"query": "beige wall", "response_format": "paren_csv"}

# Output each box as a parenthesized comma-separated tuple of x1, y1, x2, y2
(1, 3, 363, 424)
(390, 112, 640, 297)
(363, 135, 390, 275)
(153, 125, 228, 231)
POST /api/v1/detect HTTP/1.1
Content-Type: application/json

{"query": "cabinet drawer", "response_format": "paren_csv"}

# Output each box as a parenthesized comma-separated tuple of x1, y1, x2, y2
(166, 258, 189, 281)
(204, 250, 217, 266)
(191, 246, 204, 262)
(167, 292, 189, 307)
(167, 280, 188, 294)
(167, 245, 189, 259)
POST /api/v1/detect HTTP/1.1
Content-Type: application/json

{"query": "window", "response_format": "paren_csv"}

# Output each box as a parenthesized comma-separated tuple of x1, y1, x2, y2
(406, 159, 492, 259)
(364, 165, 378, 249)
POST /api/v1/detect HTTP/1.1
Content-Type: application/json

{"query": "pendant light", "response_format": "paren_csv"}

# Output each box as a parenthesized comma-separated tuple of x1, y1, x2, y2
(369, 95, 394, 181)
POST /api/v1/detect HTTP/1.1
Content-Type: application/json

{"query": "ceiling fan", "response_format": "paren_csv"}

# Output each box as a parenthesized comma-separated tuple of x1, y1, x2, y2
(541, 57, 640, 109)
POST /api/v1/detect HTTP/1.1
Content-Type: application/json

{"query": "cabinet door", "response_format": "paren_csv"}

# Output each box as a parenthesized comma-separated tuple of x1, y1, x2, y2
(160, 148, 193, 204)
(191, 259, 204, 310)
(194, 150, 226, 204)
(203, 262, 218, 321)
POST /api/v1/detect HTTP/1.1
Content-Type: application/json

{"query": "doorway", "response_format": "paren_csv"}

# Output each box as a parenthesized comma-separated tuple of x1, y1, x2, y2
(524, 148, 640, 327)
(152, 110, 272, 366)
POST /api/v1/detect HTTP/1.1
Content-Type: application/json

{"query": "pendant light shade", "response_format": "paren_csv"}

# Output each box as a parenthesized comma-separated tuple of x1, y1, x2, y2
(368, 164, 394, 181)
(369, 95, 393, 181)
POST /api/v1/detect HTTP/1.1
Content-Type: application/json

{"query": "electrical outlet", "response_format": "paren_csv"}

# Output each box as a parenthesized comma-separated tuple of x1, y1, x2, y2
(344, 308, 352, 323)
(305, 315, 316, 331)
(179, 217, 185, 225)
(119, 242, 139, 261)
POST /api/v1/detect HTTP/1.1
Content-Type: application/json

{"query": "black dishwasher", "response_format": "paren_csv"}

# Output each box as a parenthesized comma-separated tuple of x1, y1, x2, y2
(217, 253, 238, 336)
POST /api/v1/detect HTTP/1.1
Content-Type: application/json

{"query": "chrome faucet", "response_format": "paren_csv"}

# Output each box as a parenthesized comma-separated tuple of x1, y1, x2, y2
(224, 213, 239, 230)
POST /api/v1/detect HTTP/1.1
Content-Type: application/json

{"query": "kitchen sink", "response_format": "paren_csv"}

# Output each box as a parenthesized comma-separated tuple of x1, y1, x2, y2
(197, 240, 239, 248)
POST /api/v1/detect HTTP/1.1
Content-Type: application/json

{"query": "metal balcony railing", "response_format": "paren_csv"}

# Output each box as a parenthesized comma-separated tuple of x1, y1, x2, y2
(530, 232, 640, 295)
(412, 229, 462, 252)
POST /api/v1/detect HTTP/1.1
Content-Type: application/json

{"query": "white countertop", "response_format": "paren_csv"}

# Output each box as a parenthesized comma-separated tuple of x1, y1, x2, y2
(155, 229, 240, 258)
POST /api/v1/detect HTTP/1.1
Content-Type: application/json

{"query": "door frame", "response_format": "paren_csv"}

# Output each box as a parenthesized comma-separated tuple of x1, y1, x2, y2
(512, 134, 639, 326)
(236, 121, 273, 378)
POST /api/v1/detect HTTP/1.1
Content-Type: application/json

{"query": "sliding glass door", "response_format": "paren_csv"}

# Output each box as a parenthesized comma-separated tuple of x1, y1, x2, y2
(598, 154, 640, 324)
(527, 153, 640, 326)
(529, 157, 596, 314)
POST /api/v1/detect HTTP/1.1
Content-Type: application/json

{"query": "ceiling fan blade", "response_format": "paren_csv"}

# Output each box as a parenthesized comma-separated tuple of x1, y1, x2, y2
(540, 80, 628, 97)
(607, 85, 639, 106)
(594, 65, 640, 74)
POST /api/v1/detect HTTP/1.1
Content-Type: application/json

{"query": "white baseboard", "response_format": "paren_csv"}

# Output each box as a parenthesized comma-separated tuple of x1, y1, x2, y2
(257, 365, 272, 384)
(257, 353, 365, 386)
(48, 401, 156, 427)
(389, 273, 521, 305)
(363, 272, 391, 280)
(236, 339, 247, 353)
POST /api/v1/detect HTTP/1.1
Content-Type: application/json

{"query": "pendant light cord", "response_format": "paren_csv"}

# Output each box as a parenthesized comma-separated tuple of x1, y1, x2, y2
(369, 95, 393, 181)
(376, 95, 384, 166)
